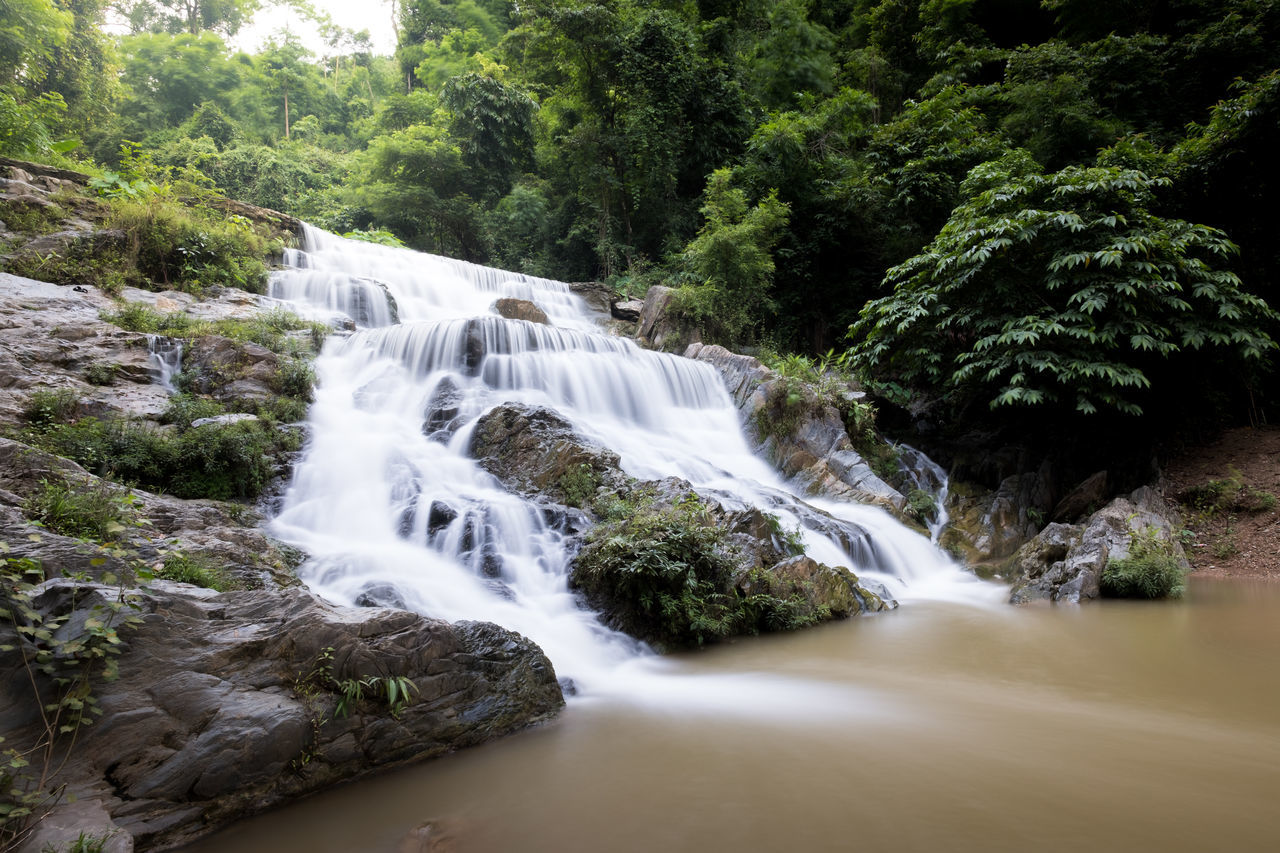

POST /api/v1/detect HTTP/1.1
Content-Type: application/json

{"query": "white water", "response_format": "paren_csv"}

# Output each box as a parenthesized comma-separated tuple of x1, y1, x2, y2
(268, 227, 1000, 703)
(146, 333, 183, 392)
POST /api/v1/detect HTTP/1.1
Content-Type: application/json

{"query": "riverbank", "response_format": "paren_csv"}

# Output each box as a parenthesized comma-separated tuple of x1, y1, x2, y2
(1164, 426, 1280, 580)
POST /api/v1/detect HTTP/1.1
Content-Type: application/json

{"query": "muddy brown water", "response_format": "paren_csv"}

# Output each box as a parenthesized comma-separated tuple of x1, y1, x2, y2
(187, 578, 1280, 853)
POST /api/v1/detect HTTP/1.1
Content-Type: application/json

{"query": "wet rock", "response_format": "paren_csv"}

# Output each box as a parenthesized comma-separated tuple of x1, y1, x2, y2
(739, 555, 891, 618)
(492, 297, 549, 325)
(940, 462, 1055, 564)
(468, 404, 625, 505)
(567, 281, 616, 317)
(686, 343, 906, 513)
(423, 378, 463, 439)
(1, 583, 563, 851)
(635, 285, 701, 352)
(182, 335, 280, 403)
(355, 583, 409, 610)
(190, 413, 260, 428)
(1007, 486, 1190, 604)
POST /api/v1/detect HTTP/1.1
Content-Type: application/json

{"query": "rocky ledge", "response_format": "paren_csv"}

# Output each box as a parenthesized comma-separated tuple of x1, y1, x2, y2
(2, 583, 562, 852)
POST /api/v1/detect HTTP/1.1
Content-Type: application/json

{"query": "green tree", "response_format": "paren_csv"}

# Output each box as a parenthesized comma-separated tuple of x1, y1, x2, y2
(673, 168, 790, 347)
(440, 68, 536, 199)
(849, 153, 1276, 416)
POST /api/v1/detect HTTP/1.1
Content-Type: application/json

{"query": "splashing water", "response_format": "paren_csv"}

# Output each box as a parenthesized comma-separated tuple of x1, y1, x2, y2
(268, 227, 999, 702)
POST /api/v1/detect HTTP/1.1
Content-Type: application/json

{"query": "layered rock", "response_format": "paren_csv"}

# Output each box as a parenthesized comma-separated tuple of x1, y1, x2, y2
(491, 298, 549, 325)
(3, 583, 562, 852)
(685, 343, 906, 513)
(1006, 486, 1190, 604)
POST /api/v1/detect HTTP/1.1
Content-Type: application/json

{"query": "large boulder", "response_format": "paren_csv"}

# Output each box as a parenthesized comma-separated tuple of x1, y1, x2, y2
(939, 462, 1056, 565)
(2, 583, 563, 852)
(635, 285, 700, 352)
(686, 343, 906, 513)
(1006, 486, 1190, 604)
(492, 298, 549, 325)
(181, 335, 281, 403)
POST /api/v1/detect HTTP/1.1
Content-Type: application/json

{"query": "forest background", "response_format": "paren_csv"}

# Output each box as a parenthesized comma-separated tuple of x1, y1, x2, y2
(3, 0, 1280, 465)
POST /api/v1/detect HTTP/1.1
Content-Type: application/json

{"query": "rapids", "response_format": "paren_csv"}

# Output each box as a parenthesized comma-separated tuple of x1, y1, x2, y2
(266, 227, 998, 700)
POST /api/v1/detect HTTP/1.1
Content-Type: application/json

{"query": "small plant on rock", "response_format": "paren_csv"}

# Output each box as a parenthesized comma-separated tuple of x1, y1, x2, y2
(1100, 527, 1186, 599)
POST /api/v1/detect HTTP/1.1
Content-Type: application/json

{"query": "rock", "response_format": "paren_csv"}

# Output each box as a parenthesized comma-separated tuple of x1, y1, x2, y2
(0, 437, 304, 589)
(612, 299, 643, 322)
(739, 555, 890, 618)
(10, 227, 125, 262)
(468, 404, 625, 505)
(1052, 470, 1109, 522)
(492, 298, 549, 325)
(940, 462, 1055, 564)
(1007, 486, 1190, 604)
(567, 281, 617, 317)
(182, 335, 280, 402)
(1, 583, 563, 851)
(423, 377, 464, 440)
(190, 413, 260, 428)
(635, 285, 700, 352)
(686, 343, 906, 513)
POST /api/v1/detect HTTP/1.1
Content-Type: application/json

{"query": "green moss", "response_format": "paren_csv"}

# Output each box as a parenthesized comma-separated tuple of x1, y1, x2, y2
(572, 489, 829, 650)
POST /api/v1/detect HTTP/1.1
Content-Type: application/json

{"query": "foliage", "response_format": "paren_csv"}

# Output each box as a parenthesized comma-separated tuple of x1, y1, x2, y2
(672, 169, 789, 347)
(155, 551, 235, 591)
(1100, 529, 1185, 599)
(101, 303, 327, 357)
(850, 155, 1278, 417)
(23, 389, 80, 430)
(572, 489, 829, 650)
(21, 412, 292, 501)
(1178, 468, 1278, 515)
(294, 645, 419, 722)
(342, 228, 406, 248)
(23, 478, 141, 542)
(1, 545, 143, 847)
(557, 462, 599, 509)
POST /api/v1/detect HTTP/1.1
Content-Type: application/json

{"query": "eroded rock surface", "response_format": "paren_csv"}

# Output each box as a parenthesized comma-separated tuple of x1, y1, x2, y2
(3, 583, 562, 852)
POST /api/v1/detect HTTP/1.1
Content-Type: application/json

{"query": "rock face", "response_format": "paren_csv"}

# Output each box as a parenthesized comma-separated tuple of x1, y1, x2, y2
(1006, 486, 1189, 604)
(940, 462, 1056, 564)
(491, 297, 549, 325)
(2, 583, 563, 852)
(686, 343, 906, 513)
(635, 285, 701, 352)
(182, 335, 281, 403)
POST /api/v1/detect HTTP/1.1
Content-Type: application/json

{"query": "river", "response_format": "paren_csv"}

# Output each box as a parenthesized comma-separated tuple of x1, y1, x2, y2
(188, 578, 1280, 852)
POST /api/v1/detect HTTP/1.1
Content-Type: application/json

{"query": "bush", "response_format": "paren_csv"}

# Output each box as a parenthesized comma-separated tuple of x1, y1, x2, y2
(23, 478, 139, 542)
(573, 494, 742, 649)
(156, 552, 235, 591)
(24, 414, 287, 501)
(23, 389, 80, 429)
(572, 490, 829, 649)
(1100, 533, 1186, 599)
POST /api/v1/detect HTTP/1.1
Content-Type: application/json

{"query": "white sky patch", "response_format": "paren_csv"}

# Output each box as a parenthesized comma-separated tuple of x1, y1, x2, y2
(233, 0, 399, 57)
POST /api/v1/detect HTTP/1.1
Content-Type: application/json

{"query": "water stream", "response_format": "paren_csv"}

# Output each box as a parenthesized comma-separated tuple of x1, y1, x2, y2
(266, 228, 994, 700)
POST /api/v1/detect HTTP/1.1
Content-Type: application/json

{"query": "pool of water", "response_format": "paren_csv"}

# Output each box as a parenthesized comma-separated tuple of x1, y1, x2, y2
(186, 578, 1280, 852)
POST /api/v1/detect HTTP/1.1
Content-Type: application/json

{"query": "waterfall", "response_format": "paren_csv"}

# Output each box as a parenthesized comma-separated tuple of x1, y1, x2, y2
(269, 227, 994, 698)
(895, 443, 952, 543)
(146, 334, 183, 392)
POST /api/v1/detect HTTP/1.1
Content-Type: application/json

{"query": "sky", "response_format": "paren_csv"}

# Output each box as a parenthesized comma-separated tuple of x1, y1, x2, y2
(232, 0, 400, 57)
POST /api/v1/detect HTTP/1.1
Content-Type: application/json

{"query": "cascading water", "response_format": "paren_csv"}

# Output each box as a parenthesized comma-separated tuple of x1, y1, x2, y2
(895, 443, 951, 543)
(146, 334, 183, 392)
(268, 227, 997, 702)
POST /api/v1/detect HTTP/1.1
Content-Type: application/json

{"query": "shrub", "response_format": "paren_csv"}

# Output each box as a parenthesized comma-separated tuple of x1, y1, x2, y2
(572, 492, 742, 649)
(23, 389, 80, 429)
(24, 415, 287, 501)
(83, 363, 117, 386)
(23, 479, 139, 542)
(156, 552, 235, 591)
(1100, 531, 1186, 599)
